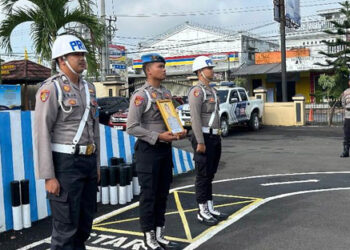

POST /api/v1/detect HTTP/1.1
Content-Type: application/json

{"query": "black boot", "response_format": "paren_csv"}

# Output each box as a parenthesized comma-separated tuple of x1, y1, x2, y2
(156, 226, 180, 250)
(340, 143, 349, 158)
(197, 203, 218, 226)
(144, 230, 164, 250)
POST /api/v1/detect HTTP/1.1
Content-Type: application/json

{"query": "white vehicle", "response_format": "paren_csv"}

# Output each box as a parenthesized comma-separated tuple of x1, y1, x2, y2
(177, 82, 264, 137)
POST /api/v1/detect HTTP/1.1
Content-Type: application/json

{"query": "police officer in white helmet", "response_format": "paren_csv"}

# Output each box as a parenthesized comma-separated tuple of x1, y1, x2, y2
(188, 56, 228, 226)
(34, 34, 100, 249)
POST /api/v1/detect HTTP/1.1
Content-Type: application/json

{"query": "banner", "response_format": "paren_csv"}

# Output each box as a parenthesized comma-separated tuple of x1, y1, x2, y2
(109, 45, 126, 62)
(0, 85, 21, 110)
(0, 111, 194, 232)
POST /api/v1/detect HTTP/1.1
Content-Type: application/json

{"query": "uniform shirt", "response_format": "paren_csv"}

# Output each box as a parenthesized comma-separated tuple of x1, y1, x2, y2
(188, 81, 220, 144)
(34, 72, 100, 179)
(342, 88, 350, 119)
(127, 82, 172, 145)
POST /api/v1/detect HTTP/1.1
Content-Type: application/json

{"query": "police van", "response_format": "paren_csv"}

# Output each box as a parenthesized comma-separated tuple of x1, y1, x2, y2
(176, 82, 264, 137)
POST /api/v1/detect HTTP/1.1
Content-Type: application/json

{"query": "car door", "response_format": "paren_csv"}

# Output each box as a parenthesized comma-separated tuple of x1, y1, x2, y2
(237, 89, 248, 121)
(229, 89, 240, 123)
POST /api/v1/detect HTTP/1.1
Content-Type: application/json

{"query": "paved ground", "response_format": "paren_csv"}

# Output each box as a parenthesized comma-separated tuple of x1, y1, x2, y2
(2, 125, 350, 250)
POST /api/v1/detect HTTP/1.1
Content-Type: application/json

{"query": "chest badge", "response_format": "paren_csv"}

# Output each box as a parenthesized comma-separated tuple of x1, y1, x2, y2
(68, 99, 77, 105)
(151, 92, 157, 99)
(164, 93, 171, 99)
(209, 97, 215, 103)
(63, 85, 71, 92)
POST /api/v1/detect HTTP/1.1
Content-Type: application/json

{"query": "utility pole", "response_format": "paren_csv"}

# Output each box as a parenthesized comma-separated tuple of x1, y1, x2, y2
(279, 0, 288, 102)
(100, 0, 108, 81)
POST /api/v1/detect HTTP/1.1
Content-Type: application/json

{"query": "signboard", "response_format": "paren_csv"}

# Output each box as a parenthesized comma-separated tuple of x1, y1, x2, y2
(0, 85, 21, 110)
(255, 49, 309, 64)
(1, 64, 16, 75)
(109, 45, 126, 62)
(285, 0, 300, 28)
(113, 64, 127, 70)
(211, 54, 228, 61)
(273, 0, 300, 28)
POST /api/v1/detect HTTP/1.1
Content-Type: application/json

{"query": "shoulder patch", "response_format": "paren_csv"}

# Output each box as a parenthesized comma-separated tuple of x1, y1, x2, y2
(164, 92, 171, 99)
(194, 89, 200, 97)
(40, 89, 50, 102)
(134, 96, 145, 106)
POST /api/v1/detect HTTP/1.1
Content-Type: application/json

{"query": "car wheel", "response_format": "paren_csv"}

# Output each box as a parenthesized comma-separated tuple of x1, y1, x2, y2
(249, 112, 260, 131)
(220, 116, 229, 137)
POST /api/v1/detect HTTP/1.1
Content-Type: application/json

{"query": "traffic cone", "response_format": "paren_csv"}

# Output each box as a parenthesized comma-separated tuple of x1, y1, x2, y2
(308, 108, 314, 122)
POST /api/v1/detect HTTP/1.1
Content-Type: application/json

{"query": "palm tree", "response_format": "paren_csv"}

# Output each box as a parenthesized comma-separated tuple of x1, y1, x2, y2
(0, 0, 104, 75)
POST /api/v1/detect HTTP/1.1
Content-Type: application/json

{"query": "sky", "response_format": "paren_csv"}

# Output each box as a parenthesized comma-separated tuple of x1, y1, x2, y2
(0, 0, 345, 61)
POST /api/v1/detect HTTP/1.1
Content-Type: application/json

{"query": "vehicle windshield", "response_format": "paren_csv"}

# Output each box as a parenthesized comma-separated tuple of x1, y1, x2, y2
(217, 90, 229, 103)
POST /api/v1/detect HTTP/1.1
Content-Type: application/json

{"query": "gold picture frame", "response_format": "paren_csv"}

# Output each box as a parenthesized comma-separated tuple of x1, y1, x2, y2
(156, 99, 184, 134)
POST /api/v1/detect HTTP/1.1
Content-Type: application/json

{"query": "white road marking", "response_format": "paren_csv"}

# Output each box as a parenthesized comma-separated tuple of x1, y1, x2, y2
(261, 179, 319, 186)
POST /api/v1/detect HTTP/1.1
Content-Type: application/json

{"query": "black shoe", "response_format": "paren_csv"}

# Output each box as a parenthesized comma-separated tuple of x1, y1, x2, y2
(197, 203, 218, 226)
(156, 226, 180, 250)
(207, 200, 229, 221)
(144, 230, 164, 250)
(340, 143, 349, 158)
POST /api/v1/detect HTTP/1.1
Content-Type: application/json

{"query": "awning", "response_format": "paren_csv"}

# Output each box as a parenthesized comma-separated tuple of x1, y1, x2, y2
(233, 63, 281, 76)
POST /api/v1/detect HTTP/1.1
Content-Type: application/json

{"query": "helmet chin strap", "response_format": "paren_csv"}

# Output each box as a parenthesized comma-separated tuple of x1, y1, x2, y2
(63, 56, 80, 76)
(200, 70, 211, 83)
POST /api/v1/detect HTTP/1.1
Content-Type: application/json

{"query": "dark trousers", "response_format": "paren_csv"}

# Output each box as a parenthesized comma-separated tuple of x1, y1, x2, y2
(191, 133, 221, 204)
(134, 140, 173, 232)
(344, 118, 350, 144)
(48, 152, 97, 250)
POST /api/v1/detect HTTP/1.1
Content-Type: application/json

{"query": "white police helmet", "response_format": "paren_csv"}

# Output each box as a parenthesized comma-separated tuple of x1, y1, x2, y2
(192, 56, 215, 72)
(51, 34, 88, 60)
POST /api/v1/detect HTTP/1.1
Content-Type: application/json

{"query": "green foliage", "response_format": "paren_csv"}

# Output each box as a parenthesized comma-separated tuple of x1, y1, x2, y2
(0, 0, 104, 76)
(234, 77, 248, 88)
(316, 1, 350, 95)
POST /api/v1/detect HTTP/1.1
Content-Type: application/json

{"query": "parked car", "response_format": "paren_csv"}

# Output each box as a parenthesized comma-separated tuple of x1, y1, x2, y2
(177, 82, 264, 136)
(97, 97, 129, 130)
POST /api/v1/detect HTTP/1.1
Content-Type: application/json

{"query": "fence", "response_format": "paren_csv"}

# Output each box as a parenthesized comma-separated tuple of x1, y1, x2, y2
(305, 102, 344, 125)
(0, 110, 194, 232)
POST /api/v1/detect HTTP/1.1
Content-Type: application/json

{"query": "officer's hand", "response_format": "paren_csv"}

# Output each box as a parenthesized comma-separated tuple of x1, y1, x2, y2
(196, 143, 206, 153)
(159, 131, 177, 142)
(45, 178, 60, 196)
(178, 129, 187, 139)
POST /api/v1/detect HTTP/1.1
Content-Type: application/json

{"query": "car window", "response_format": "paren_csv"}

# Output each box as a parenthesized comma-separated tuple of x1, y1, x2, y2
(238, 89, 248, 101)
(217, 90, 228, 104)
(229, 90, 239, 103)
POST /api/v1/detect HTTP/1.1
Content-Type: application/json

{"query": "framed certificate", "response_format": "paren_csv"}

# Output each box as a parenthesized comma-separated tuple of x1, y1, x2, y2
(156, 99, 184, 134)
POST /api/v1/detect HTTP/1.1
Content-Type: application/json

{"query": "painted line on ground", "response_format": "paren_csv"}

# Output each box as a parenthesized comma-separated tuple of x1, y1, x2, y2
(260, 179, 319, 186)
(174, 191, 193, 241)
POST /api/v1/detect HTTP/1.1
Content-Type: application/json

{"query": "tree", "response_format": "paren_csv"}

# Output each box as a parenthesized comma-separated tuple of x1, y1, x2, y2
(316, 1, 350, 98)
(0, 0, 104, 76)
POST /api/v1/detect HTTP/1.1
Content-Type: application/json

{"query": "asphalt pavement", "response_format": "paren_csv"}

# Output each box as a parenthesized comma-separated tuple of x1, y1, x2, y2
(2, 125, 350, 250)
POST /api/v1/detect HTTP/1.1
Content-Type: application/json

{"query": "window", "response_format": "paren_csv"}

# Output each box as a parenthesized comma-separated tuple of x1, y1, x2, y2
(229, 90, 239, 103)
(109, 89, 113, 97)
(238, 89, 248, 101)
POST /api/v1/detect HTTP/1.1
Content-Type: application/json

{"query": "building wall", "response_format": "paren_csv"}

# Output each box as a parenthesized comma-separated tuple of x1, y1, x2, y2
(94, 82, 124, 98)
(296, 72, 311, 102)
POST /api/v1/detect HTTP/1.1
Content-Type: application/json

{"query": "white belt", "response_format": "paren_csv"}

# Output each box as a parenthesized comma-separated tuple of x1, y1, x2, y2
(51, 143, 96, 155)
(202, 127, 220, 135)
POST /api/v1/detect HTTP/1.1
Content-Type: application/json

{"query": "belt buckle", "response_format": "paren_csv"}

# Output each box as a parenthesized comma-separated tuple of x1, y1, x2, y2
(86, 144, 94, 155)
(218, 129, 222, 136)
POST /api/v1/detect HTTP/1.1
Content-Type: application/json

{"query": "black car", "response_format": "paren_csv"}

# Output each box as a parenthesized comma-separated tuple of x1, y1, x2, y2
(97, 97, 129, 126)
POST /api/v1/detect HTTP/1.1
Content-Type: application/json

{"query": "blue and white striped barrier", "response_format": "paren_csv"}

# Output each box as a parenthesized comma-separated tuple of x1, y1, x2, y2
(0, 111, 194, 232)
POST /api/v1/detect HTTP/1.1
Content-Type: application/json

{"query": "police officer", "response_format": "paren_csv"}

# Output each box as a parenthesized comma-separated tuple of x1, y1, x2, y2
(34, 34, 100, 250)
(188, 56, 228, 226)
(341, 78, 350, 157)
(127, 53, 186, 250)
